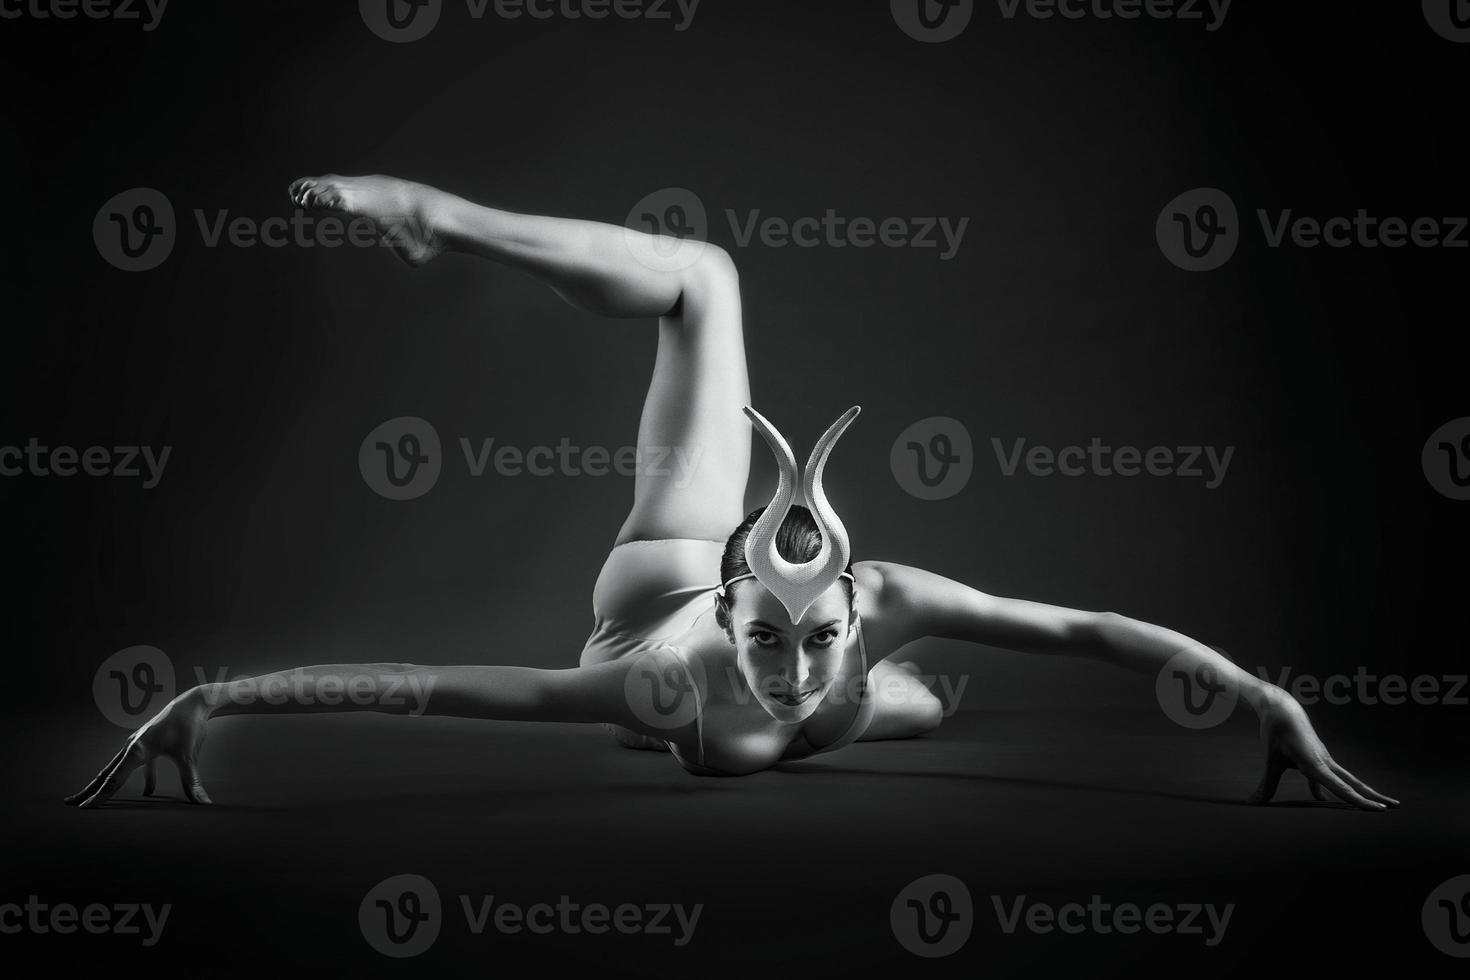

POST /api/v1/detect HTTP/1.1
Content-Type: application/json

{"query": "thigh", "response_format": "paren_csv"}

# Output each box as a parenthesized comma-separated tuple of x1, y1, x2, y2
(616, 253, 751, 545)
(857, 660, 944, 741)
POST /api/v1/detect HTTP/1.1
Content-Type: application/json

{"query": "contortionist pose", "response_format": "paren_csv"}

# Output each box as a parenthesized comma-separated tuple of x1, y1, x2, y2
(68, 174, 1397, 811)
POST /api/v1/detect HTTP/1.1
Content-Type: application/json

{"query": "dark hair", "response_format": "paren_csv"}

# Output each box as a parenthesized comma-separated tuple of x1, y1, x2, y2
(718, 505, 854, 616)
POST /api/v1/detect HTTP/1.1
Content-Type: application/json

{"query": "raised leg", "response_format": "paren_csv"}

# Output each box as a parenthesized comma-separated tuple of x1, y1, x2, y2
(288, 174, 752, 544)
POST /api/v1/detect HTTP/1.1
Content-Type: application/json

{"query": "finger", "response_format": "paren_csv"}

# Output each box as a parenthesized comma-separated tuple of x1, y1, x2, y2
(64, 745, 129, 806)
(178, 755, 213, 805)
(143, 757, 158, 796)
(1311, 763, 1386, 811)
(1309, 778, 1327, 802)
(1247, 751, 1288, 805)
(1329, 760, 1399, 807)
(77, 743, 147, 810)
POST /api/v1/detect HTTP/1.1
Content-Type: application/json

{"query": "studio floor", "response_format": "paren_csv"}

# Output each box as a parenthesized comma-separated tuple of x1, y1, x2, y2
(7, 706, 1466, 975)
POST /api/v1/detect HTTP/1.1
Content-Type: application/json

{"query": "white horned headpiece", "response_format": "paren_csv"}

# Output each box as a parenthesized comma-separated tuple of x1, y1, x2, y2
(719, 405, 861, 624)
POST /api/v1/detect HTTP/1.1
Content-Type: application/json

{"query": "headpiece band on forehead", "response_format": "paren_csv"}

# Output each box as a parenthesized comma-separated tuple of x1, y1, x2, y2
(717, 405, 861, 624)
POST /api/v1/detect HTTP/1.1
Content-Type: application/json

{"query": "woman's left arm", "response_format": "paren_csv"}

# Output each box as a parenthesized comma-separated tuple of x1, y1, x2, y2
(863, 561, 1399, 811)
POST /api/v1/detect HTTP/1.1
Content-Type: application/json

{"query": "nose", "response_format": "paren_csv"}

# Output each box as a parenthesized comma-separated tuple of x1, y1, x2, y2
(777, 650, 816, 689)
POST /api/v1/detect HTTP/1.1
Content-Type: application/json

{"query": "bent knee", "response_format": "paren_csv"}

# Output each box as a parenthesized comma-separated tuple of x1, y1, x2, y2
(910, 690, 944, 734)
(674, 244, 741, 319)
(864, 677, 944, 740)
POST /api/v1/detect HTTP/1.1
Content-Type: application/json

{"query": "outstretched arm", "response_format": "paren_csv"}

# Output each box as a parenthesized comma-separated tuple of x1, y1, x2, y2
(866, 561, 1398, 811)
(67, 653, 687, 809)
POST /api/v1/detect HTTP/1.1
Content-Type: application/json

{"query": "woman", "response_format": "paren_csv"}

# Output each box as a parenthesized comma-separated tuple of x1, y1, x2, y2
(68, 175, 1397, 809)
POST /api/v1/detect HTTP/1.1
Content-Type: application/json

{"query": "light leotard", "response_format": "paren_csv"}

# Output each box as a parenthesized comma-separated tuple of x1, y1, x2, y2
(582, 538, 874, 774)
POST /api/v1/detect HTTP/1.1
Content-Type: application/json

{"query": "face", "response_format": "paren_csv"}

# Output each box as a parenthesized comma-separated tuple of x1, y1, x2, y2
(721, 580, 857, 724)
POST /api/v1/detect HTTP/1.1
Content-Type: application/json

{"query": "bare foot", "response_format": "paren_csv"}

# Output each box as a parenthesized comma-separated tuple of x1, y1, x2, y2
(287, 173, 443, 266)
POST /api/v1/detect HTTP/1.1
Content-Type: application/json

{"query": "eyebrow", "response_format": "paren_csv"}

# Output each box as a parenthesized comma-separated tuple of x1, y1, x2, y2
(748, 619, 841, 634)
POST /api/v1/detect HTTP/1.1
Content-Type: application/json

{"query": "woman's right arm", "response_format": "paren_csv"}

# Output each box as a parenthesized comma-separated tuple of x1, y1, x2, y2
(66, 654, 686, 809)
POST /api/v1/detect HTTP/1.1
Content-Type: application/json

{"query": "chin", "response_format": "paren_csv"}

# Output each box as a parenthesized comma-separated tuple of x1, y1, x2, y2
(758, 692, 825, 724)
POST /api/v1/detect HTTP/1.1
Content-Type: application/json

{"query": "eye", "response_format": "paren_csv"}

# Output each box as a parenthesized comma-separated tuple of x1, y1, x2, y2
(749, 630, 781, 648)
(808, 630, 839, 648)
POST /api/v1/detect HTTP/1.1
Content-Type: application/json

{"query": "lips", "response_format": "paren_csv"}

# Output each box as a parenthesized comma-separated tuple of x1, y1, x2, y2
(770, 688, 817, 707)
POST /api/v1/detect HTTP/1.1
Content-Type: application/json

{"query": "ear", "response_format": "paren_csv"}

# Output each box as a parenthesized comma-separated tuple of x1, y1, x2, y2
(847, 587, 860, 632)
(714, 593, 735, 642)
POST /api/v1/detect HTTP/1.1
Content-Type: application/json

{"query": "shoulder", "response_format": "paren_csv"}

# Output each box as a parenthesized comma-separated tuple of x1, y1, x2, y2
(852, 560, 958, 615)
(851, 560, 997, 644)
(850, 560, 931, 648)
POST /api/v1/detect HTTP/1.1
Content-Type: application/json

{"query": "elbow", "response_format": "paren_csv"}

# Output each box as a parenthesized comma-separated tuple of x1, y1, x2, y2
(1084, 610, 1132, 648)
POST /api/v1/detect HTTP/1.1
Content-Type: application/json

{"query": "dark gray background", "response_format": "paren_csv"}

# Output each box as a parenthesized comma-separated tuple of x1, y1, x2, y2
(3, 2, 1468, 976)
(7, 1, 1460, 716)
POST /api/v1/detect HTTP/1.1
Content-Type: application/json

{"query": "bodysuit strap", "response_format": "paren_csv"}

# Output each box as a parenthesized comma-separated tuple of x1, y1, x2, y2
(691, 655, 706, 768)
(845, 618, 871, 735)
(814, 618, 873, 753)
(666, 644, 706, 769)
